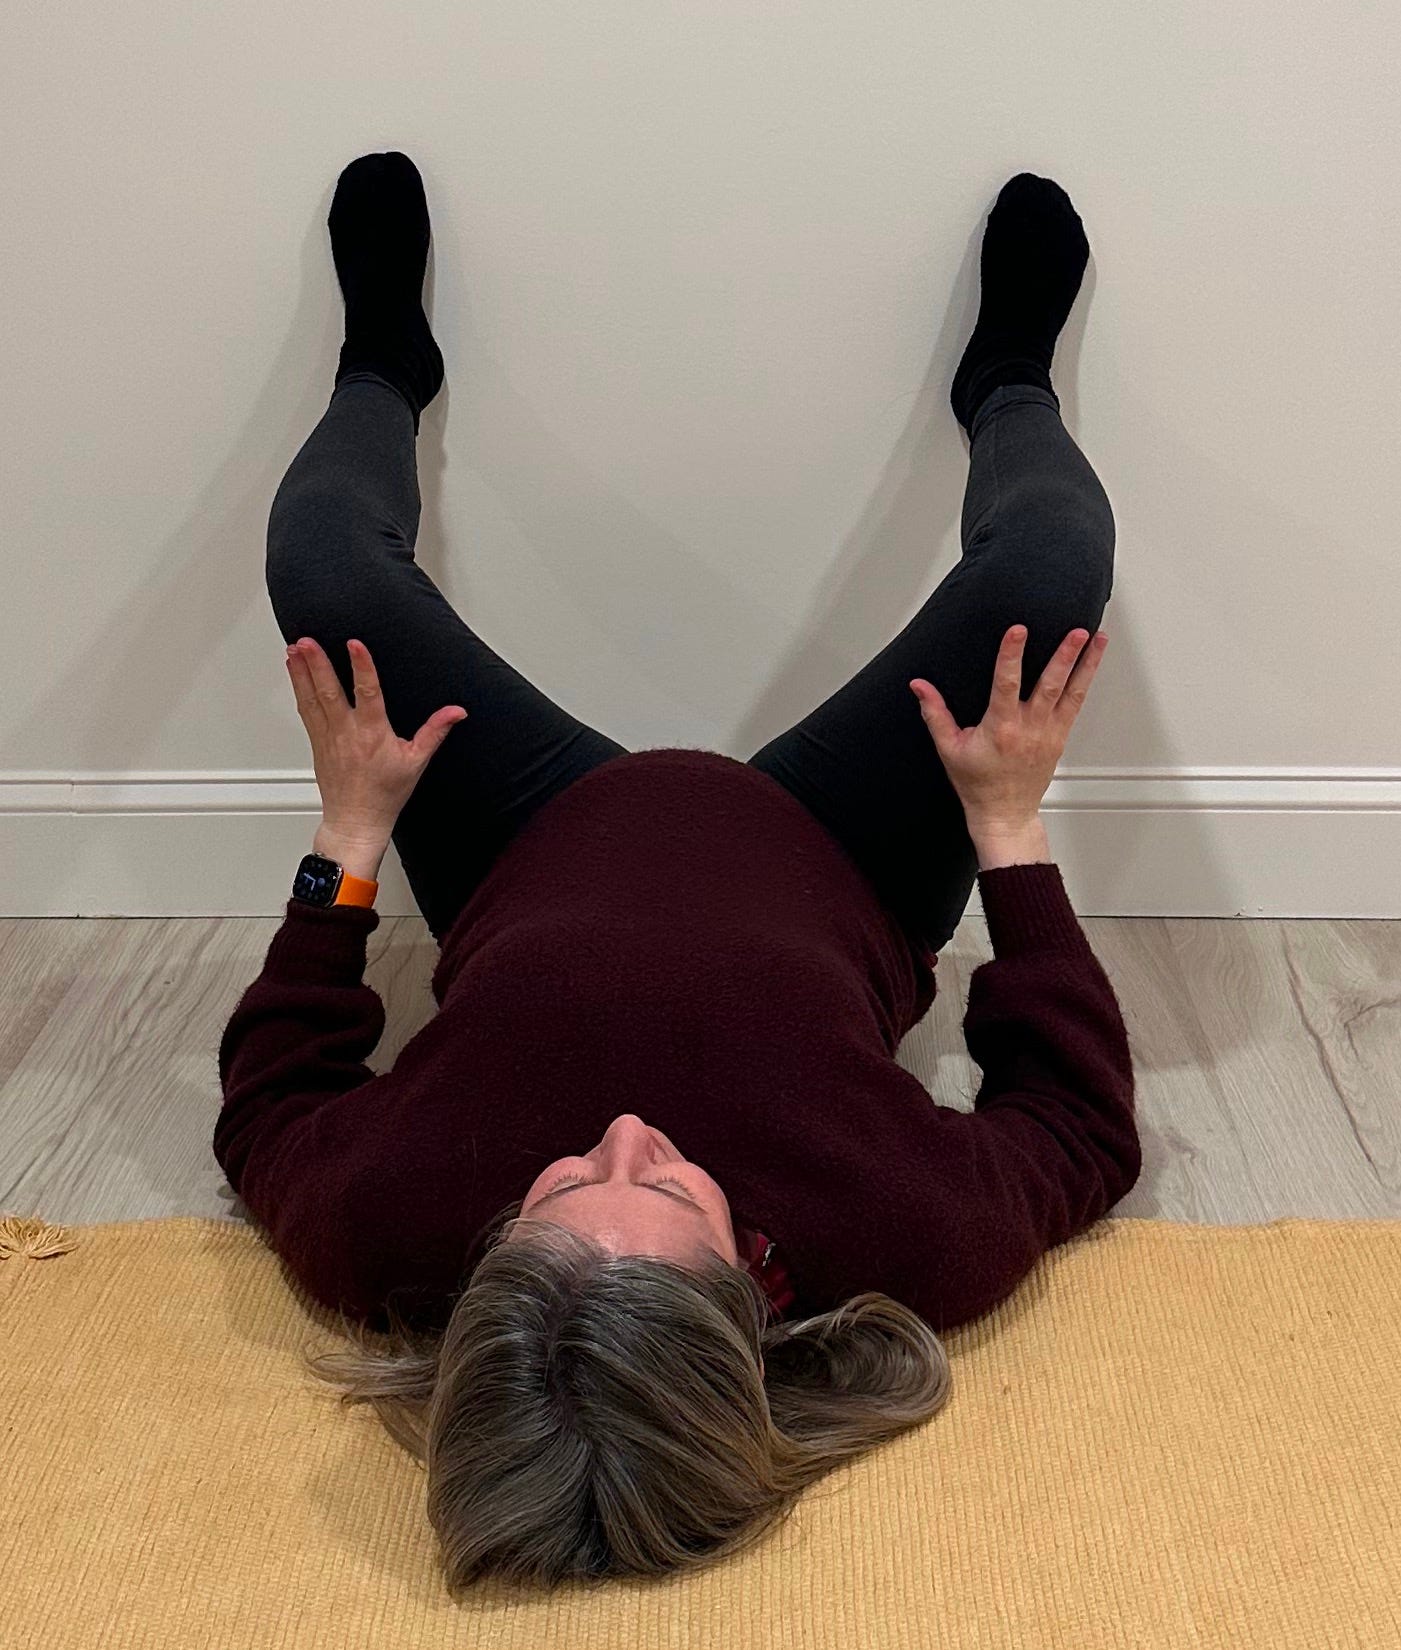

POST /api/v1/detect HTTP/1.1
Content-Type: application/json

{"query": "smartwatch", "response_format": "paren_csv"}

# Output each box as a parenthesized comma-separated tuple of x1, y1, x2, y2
(291, 852, 379, 909)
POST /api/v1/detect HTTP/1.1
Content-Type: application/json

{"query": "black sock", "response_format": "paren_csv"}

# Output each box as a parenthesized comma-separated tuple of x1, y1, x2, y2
(328, 151, 445, 436)
(950, 173, 1090, 436)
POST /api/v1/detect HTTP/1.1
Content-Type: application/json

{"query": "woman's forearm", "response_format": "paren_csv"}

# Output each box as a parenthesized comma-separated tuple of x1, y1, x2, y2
(970, 814, 1052, 871)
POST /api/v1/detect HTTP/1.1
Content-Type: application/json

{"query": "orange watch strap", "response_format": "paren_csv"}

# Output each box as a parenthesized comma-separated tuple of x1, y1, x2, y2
(332, 871, 379, 908)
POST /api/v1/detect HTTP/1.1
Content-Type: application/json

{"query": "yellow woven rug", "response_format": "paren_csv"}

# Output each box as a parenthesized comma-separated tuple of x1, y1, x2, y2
(2, 1212, 1397, 1649)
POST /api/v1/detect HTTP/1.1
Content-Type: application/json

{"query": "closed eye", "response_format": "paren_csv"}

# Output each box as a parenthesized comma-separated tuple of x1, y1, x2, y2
(536, 1173, 702, 1211)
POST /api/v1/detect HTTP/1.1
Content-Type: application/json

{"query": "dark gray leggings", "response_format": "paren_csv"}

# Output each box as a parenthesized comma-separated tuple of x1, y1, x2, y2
(266, 373, 1114, 957)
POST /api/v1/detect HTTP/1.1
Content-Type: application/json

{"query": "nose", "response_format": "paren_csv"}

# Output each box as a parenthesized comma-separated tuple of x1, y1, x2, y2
(599, 1112, 667, 1172)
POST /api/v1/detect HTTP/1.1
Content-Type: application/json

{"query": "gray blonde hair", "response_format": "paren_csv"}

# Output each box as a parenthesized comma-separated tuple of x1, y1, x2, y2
(302, 1198, 953, 1595)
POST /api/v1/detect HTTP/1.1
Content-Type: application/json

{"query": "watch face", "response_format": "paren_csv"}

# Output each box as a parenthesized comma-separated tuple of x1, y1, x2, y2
(293, 853, 342, 907)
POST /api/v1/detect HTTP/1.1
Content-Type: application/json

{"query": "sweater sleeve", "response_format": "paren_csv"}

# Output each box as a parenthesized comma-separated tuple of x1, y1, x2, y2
(951, 862, 1141, 1301)
(212, 897, 395, 1316)
(755, 862, 1142, 1336)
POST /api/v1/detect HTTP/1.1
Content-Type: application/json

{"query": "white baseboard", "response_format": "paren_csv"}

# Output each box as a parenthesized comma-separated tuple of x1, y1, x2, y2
(2, 766, 1398, 918)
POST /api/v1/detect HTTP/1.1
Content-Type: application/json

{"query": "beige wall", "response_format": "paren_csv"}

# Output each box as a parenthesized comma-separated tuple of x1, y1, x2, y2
(3, 4, 1398, 917)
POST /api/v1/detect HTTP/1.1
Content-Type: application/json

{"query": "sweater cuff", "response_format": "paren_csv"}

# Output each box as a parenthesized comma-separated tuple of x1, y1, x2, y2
(265, 897, 381, 985)
(975, 862, 1092, 958)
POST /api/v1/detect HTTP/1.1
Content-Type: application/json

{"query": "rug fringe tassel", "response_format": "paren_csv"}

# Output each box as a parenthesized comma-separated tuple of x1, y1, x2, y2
(0, 1214, 80, 1260)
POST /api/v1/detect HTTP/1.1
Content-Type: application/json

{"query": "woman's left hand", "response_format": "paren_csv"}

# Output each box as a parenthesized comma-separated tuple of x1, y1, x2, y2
(285, 636, 468, 842)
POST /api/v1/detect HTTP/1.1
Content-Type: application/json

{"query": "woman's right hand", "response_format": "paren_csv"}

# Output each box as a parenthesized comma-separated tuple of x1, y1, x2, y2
(909, 624, 1109, 833)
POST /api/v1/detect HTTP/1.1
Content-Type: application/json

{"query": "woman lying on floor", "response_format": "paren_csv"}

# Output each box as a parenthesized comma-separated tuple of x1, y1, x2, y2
(214, 152, 1135, 1595)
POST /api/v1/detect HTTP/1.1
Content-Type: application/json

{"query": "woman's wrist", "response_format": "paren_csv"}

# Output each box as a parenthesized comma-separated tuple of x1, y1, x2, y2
(969, 814, 1051, 871)
(312, 822, 388, 883)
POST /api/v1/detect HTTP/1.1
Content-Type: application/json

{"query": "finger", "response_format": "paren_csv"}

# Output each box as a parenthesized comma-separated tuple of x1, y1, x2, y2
(988, 626, 1029, 718)
(909, 679, 960, 747)
(410, 705, 469, 761)
(285, 646, 329, 734)
(1029, 628, 1093, 717)
(1053, 631, 1109, 723)
(296, 637, 351, 725)
(345, 638, 386, 719)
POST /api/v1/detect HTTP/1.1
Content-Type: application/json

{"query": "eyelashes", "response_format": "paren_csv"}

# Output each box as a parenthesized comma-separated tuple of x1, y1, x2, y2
(547, 1173, 693, 1198)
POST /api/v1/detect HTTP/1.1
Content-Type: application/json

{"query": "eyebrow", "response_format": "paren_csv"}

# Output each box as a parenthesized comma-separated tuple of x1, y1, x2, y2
(533, 1179, 705, 1215)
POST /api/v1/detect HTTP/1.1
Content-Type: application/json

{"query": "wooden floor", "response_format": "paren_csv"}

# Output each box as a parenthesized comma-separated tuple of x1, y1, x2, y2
(1, 911, 1398, 1230)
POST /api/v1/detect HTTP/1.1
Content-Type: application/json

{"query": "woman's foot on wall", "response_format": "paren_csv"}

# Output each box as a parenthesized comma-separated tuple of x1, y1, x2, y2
(328, 150, 445, 435)
(950, 173, 1090, 437)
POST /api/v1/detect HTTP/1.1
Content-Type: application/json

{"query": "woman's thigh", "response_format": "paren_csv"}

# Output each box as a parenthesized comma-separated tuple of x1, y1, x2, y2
(265, 375, 629, 942)
(745, 383, 1116, 959)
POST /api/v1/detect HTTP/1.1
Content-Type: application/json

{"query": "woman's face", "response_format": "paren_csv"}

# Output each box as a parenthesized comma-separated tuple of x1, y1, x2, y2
(507, 1113, 741, 1267)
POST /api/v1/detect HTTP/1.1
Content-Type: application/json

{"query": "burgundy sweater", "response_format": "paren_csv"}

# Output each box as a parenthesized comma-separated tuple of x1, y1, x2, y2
(214, 747, 1140, 1337)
